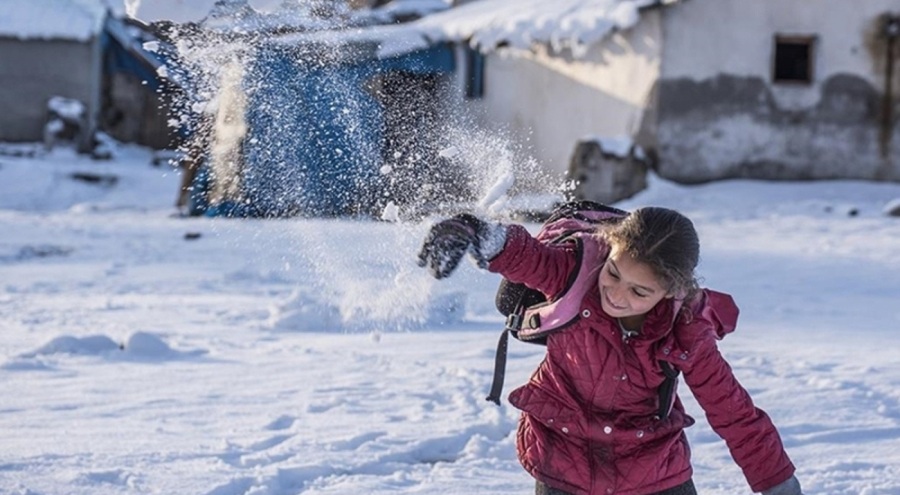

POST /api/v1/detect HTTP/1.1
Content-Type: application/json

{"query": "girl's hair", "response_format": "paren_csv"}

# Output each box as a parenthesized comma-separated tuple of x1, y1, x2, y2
(598, 207, 700, 298)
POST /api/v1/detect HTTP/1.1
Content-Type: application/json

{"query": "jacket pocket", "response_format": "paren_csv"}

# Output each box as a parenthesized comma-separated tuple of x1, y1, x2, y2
(509, 383, 587, 438)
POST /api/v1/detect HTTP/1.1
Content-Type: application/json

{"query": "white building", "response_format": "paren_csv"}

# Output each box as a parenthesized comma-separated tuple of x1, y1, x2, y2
(410, 0, 900, 200)
(0, 0, 107, 148)
(654, 0, 899, 183)
(1, 0, 181, 151)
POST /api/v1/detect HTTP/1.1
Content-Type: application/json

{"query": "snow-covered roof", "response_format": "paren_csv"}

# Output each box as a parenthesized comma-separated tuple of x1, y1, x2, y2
(200, 0, 337, 34)
(415, 0, 669, 55)
(282, 0, 675, 60)
(271, 23, 433, 60)
(0, 0, 108, 41)
(198, 0, 451, 34)
(373, 0, 451, 21)
(100, 0, 670, 61)
(268, 0, 671, 60)
(108, 0, 451, 31)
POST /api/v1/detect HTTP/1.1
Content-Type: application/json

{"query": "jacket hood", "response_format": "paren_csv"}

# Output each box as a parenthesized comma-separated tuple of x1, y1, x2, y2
(696, 290, 739, 339)
(625, 288, 739, 343)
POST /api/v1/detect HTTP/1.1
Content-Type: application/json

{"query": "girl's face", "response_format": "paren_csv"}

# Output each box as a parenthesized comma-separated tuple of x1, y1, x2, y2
(598, 245, 671, 320)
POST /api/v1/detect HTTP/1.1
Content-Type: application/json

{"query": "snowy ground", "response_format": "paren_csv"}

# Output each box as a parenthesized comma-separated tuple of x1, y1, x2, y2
(1, 142, 900, 495)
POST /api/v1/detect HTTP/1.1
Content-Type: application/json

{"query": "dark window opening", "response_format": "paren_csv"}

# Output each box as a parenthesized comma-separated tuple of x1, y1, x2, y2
(773, 36, 815, 84)
(464, 47, 485, 99)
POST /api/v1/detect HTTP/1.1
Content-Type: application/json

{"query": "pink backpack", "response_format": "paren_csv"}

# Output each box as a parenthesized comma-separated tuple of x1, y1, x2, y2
(486, 201, 681, 420)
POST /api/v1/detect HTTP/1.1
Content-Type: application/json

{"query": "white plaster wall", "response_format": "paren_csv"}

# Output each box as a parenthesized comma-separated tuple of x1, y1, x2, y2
(660, 0, 898, 110)
(450, 10, 663, 182)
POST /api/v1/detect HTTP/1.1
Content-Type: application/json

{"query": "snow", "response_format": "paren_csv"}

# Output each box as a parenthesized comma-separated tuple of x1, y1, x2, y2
(439, 145, 461, 159)
(272, 23, 432, 61)
(48, 96, 87, 122)
(1, 0, 107, 41)
(5, 2, 898, 492)
(324, 0, 665, 60)
(415, 0, 660, 55)
(477, 170, 516, 214)
(105, 0, 274, 24)
(105, 0, 450, 31)
(584, 134, 637, 159)
(1, 141, 900, 495)
(381, 201, 401, 222)
(375, 0, 451, 19)
(99, 0, 663, 60)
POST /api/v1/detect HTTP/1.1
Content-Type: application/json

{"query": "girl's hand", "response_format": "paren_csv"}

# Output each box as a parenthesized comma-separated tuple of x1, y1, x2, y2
(416, 214, 506, 279)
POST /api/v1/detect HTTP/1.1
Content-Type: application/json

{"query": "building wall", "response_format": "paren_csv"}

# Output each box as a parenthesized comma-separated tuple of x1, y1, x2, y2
(0, 38, 100, 143)
(655, 0, 900, 182)
(446, 10, 663, 188)
(102, 72, 176, 149)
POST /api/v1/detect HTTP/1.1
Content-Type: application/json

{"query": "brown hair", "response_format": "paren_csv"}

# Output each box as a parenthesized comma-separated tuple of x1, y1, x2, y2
(598, 207, 700, 298)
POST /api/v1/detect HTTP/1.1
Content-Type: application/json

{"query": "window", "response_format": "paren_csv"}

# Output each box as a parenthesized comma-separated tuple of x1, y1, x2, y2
(773, 35, 815, 84)
(464, 46, 485, 99)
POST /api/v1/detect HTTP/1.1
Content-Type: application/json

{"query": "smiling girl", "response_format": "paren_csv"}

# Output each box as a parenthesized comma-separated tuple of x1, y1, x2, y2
(417, 207, 803, 495)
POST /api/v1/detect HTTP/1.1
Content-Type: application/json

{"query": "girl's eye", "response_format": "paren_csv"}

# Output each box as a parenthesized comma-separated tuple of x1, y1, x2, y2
(608, 270, 620, 280)
(632, 289, 649, 298)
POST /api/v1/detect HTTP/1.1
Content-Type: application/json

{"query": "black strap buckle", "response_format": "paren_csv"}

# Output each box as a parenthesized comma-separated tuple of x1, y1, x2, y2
(505, 312, 523, 331)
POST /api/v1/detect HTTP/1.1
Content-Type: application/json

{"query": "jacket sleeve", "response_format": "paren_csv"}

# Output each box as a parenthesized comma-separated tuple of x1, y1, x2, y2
(677, 296, 796, 493)
(487, 224, 576, 299)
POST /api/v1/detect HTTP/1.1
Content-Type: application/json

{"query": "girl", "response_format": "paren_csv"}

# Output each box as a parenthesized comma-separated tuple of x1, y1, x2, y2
(417, 207, 803, 495)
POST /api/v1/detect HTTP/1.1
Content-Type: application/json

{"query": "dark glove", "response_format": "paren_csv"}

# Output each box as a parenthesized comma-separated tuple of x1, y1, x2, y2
(761, 476, 803, 495)
(417, 214, 506, 279)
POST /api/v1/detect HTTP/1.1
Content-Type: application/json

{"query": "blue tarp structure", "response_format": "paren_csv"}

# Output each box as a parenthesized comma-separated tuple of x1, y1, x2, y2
(103, 18, 164, 91)
(102, 16, 195, 140)
(199, 40, 455, 218)
(102, 16, 195, 94)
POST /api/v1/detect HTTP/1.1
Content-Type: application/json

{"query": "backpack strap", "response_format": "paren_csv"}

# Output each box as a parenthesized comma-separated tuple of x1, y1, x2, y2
(486, 237, 603, 405)
(656, 360, 680, 420)
(485, 327, 512, 405)
(486, 201, 625, 406)
(543, 200, 628, 225)
(488, 282, 541, 404)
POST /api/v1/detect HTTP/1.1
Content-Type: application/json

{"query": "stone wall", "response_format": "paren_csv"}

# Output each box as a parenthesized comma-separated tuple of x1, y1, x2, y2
(655, 73, 898, 182)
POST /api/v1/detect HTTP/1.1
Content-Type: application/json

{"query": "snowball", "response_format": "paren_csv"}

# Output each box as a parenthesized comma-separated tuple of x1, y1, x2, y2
(380, 201, 400, 222)
(438, 146, 460, 159)
(477, 170, 515, 211)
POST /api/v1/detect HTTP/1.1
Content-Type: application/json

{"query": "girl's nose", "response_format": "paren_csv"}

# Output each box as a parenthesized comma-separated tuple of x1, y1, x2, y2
(608, 287, 625, 307)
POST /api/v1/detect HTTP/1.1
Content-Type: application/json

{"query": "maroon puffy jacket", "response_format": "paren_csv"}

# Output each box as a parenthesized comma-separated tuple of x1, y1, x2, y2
(489, 225, 795, 495)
